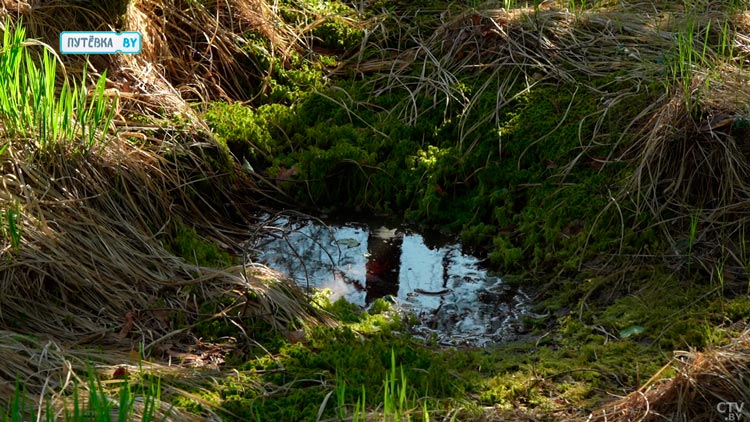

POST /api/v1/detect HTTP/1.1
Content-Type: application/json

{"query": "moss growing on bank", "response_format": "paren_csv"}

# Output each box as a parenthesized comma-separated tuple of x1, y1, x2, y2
(204, 71, 656, 274)
(164, 223, 233, 268)
(166, 279, 750, 421)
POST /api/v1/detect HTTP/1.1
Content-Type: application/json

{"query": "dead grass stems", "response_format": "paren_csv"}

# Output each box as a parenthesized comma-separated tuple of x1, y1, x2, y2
(0, 127, 332, 414)
(588, 327, 750, 422)
(0, 1, 338, 417)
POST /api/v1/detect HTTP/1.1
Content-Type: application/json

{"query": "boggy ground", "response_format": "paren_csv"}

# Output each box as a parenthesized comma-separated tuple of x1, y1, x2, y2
(3, 0, 750, 421)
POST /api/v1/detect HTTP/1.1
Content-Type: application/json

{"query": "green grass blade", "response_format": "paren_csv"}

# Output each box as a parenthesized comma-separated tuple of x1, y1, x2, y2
(7, 208, 20, 249)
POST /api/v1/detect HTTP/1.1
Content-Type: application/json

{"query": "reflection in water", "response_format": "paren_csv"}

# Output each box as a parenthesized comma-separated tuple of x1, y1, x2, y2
(251, 216, 531, 346)
(365, 226, 402, 303)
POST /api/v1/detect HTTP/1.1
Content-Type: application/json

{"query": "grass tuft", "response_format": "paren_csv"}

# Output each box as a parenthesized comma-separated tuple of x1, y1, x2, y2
(0, 19, 116, 154)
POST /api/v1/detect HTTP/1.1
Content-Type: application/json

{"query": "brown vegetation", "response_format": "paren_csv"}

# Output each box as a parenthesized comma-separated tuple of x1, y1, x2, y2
(589, 327, 750, 422)
(0, 0, 329, 416)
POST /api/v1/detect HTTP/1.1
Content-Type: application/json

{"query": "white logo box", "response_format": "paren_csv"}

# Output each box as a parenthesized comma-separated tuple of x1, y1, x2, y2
(60, 32, 141, 54)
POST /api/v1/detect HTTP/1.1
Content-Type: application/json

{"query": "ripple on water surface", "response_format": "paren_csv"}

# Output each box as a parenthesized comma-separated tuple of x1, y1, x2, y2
(250, 215, 532, 346)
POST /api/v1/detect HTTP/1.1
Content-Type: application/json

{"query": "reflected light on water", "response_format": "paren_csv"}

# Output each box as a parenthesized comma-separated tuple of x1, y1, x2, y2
(251, 215, 531, 346)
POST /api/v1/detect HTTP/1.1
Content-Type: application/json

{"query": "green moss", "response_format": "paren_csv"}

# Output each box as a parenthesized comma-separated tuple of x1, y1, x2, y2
(311, 3, 364, 51)
(224, 385, 325, 421)
(211, 323, 473, 421)
(168, 224, 233, 268)
(723, 296, 750, 322)
(538, 268, 736, 355)
(470, 266, 746, 412)
(204, 102, 274, 167)
(197, 276, 686, 420)
(489, 235, 524, 268)
(243, 67, 662, 276)
(313, 294, 364, 323)
(475, 332, 663, 412)
(177, 269, 719, 421)
(196, 294, 506, 421)
(368, 297, 394, 315)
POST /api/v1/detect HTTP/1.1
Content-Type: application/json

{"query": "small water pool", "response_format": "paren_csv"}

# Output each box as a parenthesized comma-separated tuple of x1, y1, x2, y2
(249, 214, 532, 346)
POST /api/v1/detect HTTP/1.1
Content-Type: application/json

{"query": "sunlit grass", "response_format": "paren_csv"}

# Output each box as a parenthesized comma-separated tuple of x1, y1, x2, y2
(3, 369, 170, 422)
(332, 350, 435, 422)
(0, 19, 116, 154)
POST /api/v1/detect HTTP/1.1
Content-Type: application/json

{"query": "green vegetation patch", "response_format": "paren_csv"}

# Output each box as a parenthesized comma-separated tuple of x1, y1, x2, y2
(165, 223, 233, 268)
(207, 71, 656, 275)
(192, 299, 477, 421)
(172, 287, 714, 421)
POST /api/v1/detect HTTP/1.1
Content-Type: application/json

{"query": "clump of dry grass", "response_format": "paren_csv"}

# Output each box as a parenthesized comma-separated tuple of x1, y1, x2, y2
(347, 2, 679, 157)
(0, 123, 320, 341)
(0, 130, 330, 414)
(118, 0, 293, 103)
(0, 1, 332, 416)
(588, 328, 750, 422)
(0, 332, 210, 420)
(624, 32, 750, 277)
